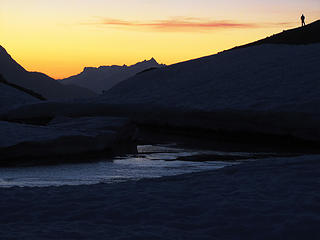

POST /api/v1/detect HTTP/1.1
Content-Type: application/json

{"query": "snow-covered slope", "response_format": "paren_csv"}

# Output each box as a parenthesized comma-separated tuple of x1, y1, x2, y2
(232, 19, 320, 50)
(60, 58, 164, 94)
(0, 77, 41, 114)
(0, 46, 97, 100)
(98, 44, 320, 114)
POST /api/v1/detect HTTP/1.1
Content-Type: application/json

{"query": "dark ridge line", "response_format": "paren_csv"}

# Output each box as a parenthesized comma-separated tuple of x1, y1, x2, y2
(222, 19, 320, 53)
(0, 74, 46, 101)
(136, 67, 159, 75)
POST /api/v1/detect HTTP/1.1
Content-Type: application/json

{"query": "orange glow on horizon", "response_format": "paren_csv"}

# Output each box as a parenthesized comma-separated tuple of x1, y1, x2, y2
(1, 0, 319, 79)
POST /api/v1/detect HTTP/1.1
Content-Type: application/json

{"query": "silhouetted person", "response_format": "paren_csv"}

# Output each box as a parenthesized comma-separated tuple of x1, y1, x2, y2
(301, 14, 306, 27)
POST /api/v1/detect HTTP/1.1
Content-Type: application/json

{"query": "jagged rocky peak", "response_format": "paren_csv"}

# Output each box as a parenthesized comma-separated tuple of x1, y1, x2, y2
(83, 67, 98, 72)
(87, 58, 160, 70)
(138, 57, 158, 64)
(149, 57, 158, 64)
(131, 58, 160, 68)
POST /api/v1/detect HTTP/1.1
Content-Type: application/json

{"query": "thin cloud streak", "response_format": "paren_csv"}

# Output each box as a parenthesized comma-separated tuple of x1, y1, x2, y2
(83, 17, 293, 32)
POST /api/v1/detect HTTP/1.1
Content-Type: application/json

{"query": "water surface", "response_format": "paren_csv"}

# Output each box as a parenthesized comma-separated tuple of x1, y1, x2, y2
(0, 144, 247, 188)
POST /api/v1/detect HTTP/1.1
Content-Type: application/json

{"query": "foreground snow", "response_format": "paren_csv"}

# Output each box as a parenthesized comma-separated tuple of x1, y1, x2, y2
(0, 154, 319, 239)
(0, 117, 137, 164)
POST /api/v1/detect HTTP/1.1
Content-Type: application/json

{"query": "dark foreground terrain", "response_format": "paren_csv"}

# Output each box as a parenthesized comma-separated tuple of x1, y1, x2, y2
(0, 154, 319, 240)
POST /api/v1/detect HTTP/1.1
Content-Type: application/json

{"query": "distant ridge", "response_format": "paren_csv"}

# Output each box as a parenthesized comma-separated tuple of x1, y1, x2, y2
(229, 19, 320, 52)
(60, 58, 165, 94)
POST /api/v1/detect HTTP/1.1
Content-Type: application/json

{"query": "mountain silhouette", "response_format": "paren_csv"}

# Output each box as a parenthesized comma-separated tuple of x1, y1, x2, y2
(0, 46, 97, 100)
(60, 58, 164, 93)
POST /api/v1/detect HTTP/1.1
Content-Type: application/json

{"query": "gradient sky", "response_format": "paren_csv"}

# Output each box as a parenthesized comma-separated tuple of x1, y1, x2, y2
(1, 0, 319, 79)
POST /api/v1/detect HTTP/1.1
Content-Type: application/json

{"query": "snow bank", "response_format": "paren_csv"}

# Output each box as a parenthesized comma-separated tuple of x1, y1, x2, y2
(0, 154, 319, 239)
(0, 117, 137, 165)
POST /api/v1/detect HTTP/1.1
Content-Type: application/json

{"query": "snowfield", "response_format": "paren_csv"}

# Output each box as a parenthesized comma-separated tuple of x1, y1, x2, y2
(0, 154, 319, 239)
(98, 44, 320, 113)
(90, 43, 320, 142)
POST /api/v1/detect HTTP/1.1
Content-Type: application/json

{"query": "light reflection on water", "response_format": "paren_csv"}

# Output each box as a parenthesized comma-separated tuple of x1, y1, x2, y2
(0, 144, 239, 188)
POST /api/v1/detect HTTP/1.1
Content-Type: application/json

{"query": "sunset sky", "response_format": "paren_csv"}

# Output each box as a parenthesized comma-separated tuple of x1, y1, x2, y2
(1, 0, 319, 79)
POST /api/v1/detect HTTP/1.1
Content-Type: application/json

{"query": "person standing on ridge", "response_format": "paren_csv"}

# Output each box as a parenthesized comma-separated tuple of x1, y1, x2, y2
(301, 14, 306, 27)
